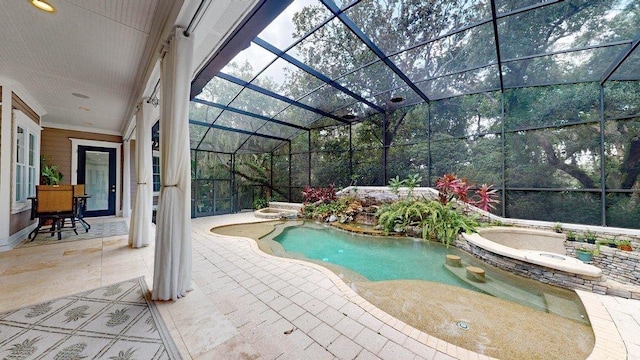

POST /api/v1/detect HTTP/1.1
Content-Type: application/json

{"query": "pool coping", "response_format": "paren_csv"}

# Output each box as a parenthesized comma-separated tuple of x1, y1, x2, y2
(209, 217, 627, 360)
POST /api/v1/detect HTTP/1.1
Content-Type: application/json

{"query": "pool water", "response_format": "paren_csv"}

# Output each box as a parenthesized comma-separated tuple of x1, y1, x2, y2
(275, 223, 478, 291)
(272, 222, 588, 323)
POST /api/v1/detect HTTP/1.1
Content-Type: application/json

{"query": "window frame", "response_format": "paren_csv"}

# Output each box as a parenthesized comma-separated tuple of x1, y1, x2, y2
(152, 150, 161, 195)
(12, 110, 41, 213)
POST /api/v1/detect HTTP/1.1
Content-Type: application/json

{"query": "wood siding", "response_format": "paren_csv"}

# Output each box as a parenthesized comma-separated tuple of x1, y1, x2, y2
(12, 93, 39, 125)
(40, 128, 122, 186)
(10, 209, 32, 235)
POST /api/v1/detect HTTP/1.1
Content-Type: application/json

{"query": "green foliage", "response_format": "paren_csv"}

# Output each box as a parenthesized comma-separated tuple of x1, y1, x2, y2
(300, 196, 362, 222)
(405, 174, 423, 198)
(376, 198, 478, 247)
(40, 156, 63, 185)
(583, 230, 598, 243)
(253, 198, 268, 210)
(388, 176, 405, 196)
(577, 242, 600, 256)
(387, 174, 423, 198)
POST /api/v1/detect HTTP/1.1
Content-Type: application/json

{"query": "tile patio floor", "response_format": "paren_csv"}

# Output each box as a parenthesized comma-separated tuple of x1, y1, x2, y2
(1, 214, 638, 359)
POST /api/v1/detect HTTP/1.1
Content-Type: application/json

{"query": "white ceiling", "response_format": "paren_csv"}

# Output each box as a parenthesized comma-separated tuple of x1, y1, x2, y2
(0, 0, 258, 136)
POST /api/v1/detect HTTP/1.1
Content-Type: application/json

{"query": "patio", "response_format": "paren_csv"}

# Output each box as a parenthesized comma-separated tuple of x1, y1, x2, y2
(0, 214, 637, 359)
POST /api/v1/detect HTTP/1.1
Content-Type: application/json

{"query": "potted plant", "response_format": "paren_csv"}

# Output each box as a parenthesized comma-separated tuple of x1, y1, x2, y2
(575, 246, 597, 263)
(566, 230, 577, 242)
(600, 238, 618, 248)
(618, 240, 633, 251)
(583, 230, 597, 244)
(40, 157, 64, 185)
(553, 222, 562, 233)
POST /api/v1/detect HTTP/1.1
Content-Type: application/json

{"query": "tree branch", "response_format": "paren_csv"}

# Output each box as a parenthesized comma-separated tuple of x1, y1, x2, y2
(533, 133, 596, 188)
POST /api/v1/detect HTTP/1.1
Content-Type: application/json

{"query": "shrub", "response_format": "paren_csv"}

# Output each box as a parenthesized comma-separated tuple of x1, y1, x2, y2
(435, 173, 499, 212)
(300, 194, 362, 222)
(253, 197, 268, 210)
(376, 198, 478, 247)
(302, 185, 336, 204)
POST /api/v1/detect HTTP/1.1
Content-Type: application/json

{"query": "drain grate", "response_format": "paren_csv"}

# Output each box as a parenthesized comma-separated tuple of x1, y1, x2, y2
(456, 321, 470, 330)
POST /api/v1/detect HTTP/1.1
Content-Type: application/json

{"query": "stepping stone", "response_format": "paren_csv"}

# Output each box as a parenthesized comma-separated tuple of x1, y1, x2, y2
(446, 254, 462, 267)
(466, 266, 485, 282)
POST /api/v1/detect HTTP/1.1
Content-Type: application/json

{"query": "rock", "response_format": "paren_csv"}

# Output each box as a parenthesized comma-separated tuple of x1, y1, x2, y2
(328, 214, 338, 222)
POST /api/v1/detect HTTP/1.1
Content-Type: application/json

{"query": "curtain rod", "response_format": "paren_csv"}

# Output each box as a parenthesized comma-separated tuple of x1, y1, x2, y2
(183, 0, 208, 37)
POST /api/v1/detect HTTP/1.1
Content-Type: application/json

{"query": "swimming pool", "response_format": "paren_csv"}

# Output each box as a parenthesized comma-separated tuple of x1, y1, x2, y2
(269, 221, 588, 323)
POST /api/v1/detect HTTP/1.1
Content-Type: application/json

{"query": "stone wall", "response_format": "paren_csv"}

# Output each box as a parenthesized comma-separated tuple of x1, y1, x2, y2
(565, 242, 640, 287)
(457, 237, 640, 299)
(338, 186, 439, 205)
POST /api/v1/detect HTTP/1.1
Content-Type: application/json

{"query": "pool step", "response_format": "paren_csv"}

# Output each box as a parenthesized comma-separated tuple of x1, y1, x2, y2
(444, 263, 547, 312)
(543, 293, 588, 324)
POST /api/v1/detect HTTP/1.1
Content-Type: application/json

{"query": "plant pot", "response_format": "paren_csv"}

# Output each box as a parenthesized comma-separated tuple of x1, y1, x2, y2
(586, 239, 596, 244)
(576, 251, 593, 263)
(619, 245, 632, 251)
(607, 243, 617, 248)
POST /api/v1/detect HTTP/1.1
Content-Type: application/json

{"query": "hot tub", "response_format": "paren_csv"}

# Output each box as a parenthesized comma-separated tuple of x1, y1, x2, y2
(254, 207, 298, 220)
(462, 227, 601, 278)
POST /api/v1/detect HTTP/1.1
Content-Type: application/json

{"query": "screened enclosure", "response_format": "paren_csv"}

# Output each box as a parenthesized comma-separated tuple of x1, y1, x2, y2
(187, 0, 640, 229)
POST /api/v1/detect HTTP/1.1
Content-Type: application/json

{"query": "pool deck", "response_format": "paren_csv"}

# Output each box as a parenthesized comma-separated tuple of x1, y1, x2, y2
(0, 213, 637, 359)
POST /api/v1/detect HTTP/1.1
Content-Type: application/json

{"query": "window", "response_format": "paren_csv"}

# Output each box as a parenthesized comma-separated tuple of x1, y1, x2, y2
(13, 110, 40, 211)
(152, 154, 160, 193)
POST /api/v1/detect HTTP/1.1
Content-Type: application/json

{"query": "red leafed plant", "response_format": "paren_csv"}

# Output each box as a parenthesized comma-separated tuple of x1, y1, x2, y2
(472, 184, 499, 211)
(435, 173, 499, 211)
(435, 173, 471, 204)
(302, 185, 337, 204)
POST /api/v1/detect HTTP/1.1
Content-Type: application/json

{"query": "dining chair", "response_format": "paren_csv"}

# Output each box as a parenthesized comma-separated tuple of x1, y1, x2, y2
(29, 185, 78, 241)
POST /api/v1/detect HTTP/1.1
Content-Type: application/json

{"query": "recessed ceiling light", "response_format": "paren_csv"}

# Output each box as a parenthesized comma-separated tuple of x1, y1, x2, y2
(30, 0, 56, 13)
(342, 114, 356, 120)
(72, 92, 90, 99)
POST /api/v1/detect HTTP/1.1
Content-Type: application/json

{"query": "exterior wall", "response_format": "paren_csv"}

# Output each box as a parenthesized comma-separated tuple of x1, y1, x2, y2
(9, 93, 41, 236)
(40, 128, 122, 186)
(1, 84, 46, 251)
(10, 211, 32, 235)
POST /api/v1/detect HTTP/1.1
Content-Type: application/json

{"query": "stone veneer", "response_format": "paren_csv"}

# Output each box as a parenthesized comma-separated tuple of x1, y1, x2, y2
(457, 236, 640, 299)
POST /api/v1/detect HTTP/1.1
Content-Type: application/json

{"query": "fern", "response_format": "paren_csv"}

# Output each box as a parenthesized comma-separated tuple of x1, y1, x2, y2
(376, 199, 478, 246)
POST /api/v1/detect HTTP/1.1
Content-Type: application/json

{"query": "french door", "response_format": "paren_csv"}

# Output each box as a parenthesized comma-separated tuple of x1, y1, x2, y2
(77, 146, 116, 217)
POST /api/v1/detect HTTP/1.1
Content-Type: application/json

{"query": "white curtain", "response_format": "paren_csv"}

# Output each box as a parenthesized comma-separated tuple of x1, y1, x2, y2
(128, 102, 153, 248)
(152, 28, 193, 301)
(122, 140, 131, 218)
